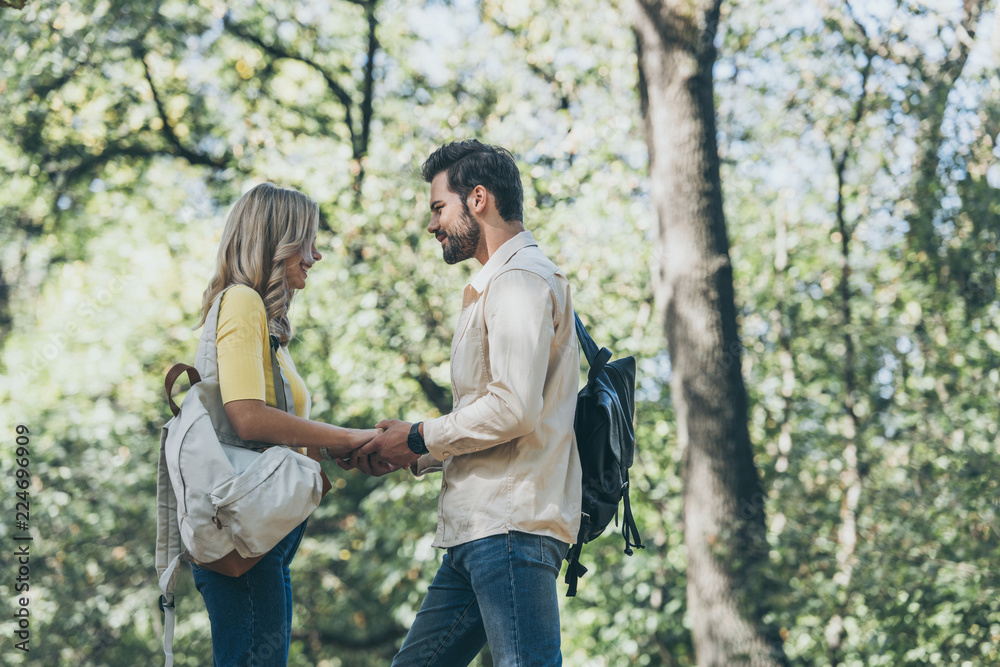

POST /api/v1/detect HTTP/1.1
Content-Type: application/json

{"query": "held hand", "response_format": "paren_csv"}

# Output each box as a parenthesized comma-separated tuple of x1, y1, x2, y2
(335, 455, 358, 472)
(327, 428, 382, 460)
(333, 427, 384, 473)
(357, 419, 421, 468)
(352, 428, 383, 450)
(342, 448, 399, 477)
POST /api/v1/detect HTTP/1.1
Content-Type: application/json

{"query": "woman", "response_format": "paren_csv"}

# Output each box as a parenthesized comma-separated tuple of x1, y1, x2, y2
(193, 182, 377, 666)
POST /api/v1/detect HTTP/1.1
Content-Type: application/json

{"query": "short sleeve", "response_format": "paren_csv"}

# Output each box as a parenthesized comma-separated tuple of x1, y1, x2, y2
(216, 286, 268, 405)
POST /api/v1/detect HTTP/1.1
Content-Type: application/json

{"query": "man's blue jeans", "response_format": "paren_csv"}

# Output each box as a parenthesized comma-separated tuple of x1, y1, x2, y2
(190, 520, 308, 667)
(392, 531, 569, 667)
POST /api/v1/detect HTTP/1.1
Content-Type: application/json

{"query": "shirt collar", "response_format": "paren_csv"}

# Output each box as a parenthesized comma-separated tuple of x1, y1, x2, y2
(468, 230, 537, 295)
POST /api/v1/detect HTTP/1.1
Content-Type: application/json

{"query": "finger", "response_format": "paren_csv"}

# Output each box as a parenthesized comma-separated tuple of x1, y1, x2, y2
(349, 450, 365, 469)
(373, 455, 395, 475)
(355, 454, 374, 476)
(385, 451, 417, 469)
(336, 457, 355, 471)
(374, 420, 395, 430)
(368, 455, 388, 477)
(357, 437, 381, 457)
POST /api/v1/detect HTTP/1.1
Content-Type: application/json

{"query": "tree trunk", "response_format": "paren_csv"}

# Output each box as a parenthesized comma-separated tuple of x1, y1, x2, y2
(631, 1, 787, 664)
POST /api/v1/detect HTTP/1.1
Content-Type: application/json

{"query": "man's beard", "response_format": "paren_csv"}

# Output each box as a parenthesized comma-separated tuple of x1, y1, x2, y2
(442, 206, 481, 265)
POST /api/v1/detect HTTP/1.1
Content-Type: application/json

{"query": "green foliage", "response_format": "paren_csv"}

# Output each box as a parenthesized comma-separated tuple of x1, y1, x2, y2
(1, 0, 655, 664)
(0, 0, 998, 665)
(718, 0, 1000, 664)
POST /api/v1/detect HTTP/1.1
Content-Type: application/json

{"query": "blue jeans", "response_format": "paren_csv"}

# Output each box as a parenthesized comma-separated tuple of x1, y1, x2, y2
(191, 520, 308, 667)
(392, 531, 569, 667)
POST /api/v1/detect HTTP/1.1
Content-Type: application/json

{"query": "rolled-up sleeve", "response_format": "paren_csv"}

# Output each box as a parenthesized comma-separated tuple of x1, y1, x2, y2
(411, 453, 443, 476)
(423, 269, 555, 459)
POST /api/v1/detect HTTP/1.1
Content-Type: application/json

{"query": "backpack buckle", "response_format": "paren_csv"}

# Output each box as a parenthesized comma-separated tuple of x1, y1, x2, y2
(158, 594, 174, 614)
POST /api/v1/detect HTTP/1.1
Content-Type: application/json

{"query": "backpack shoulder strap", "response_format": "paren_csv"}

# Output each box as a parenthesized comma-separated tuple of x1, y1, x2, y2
(563, 517, 590, 598)
(574, 312, 612, 383)
(194, 287, 234, 380)
(155, 422, 183, 667)
(269, 335, 295, 416)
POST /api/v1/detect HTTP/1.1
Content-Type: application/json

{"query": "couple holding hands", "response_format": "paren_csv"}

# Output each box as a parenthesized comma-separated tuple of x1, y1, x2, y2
(195, 140, 582, 667)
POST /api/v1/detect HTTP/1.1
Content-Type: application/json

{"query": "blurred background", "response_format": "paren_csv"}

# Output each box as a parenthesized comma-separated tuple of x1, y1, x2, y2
(0, 0, 998, 664)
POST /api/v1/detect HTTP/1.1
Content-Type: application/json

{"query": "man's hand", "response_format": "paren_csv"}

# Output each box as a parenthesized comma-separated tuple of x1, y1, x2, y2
(357, 419, 421, 468)
(337, 450, 399, 477)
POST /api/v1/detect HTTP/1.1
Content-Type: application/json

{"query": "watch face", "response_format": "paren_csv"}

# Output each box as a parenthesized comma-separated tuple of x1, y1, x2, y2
(408, 423, 425, 454)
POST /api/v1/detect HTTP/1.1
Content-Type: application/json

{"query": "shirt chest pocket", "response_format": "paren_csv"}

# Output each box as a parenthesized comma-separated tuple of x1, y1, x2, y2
(451, 326, 489, 403)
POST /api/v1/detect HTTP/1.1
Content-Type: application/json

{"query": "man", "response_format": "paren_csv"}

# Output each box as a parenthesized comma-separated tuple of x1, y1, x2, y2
(351, 140, 582, 666)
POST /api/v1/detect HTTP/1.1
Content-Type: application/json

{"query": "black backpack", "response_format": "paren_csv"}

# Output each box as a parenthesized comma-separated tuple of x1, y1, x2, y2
(564, 313, 643, 597)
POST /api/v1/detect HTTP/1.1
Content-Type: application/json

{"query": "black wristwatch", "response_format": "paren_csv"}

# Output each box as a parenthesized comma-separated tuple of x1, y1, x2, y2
(407, 422, 428, 455)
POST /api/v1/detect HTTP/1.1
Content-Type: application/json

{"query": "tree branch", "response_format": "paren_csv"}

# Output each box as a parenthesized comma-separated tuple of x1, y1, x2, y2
(360, 2, 378, 160)
(415, 363, 452, 415)
(224, 15, 358, 153)
(60, 141, 170, 183)
(137, 44, 228, 169)
(822, 15, 875, 661)
(488, 16, 571, 110)
(348, 0, 380, 200)
(0, 257, 12, 358)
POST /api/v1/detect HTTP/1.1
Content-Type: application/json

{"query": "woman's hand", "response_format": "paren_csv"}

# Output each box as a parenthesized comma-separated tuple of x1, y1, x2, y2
(324, 427, 382, 459)
(336, 448, 399, 477)
(353, 428, 383, 449)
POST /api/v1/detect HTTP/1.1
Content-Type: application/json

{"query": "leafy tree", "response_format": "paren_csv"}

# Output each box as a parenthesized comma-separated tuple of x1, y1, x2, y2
(716, 0, 1000, 663)
(632, 0, 788, 664)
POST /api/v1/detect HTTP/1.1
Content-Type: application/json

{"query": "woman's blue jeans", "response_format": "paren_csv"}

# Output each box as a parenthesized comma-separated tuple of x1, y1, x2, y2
(191, 520, 308, 667)
(392, 531, 569, 667)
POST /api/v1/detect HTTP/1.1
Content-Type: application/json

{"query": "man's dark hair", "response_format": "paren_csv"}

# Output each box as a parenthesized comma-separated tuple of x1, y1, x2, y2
(421, 140, 524, 222)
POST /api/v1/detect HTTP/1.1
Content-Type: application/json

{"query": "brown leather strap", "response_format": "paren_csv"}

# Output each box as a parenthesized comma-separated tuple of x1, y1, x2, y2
(319, 469, 332, 498)
(196, 549, 263, 578)
(165, 363, 202, 417)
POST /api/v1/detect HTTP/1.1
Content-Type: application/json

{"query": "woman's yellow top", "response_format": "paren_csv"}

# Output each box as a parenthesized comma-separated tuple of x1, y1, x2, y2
(216, 285, 310, 419)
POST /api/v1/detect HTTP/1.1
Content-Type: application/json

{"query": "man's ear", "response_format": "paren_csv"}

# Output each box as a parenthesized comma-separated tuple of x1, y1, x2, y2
(468, 185, 489, 214)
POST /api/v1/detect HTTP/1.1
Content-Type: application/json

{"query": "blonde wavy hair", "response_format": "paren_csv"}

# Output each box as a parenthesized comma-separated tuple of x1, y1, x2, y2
(197, 183, 319, 345)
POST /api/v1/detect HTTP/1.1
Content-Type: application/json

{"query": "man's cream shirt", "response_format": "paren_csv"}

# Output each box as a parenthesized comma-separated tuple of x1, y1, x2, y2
(418, 231, 583, 548)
